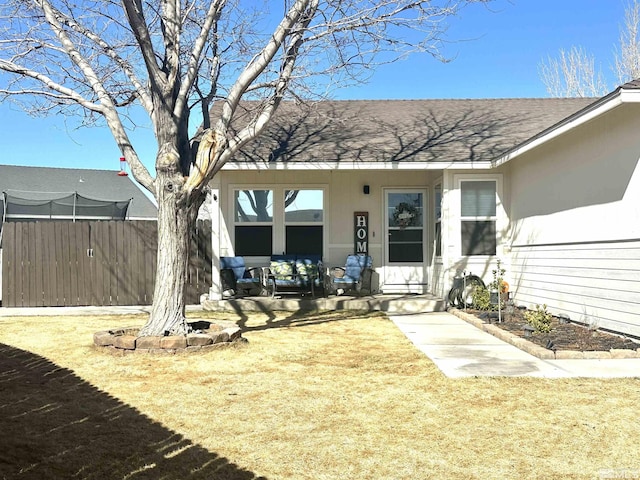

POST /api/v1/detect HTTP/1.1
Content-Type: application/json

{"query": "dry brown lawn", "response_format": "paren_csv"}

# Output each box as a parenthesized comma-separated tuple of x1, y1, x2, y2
(1, 310, 639, 479)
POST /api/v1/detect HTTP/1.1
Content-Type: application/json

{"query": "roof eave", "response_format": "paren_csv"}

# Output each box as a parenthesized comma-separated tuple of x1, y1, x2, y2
(221, 161, 494, 171)
(493, 87, 640, 167)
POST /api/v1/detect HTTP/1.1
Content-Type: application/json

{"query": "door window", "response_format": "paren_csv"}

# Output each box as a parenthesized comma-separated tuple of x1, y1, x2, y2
(387, 191, 424, 263)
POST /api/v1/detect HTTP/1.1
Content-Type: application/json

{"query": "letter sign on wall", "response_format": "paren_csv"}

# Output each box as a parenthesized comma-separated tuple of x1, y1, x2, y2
(354, 212, 368, 255)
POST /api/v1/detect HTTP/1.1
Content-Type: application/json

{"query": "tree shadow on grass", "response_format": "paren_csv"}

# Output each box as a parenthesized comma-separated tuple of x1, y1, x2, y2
(0, 343, 266, 480)
(240, 309, 387, 333)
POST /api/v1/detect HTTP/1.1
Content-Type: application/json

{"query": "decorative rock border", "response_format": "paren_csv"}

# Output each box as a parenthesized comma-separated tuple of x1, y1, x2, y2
(450, 309, 640, 360)
(93, 320, 246, 355)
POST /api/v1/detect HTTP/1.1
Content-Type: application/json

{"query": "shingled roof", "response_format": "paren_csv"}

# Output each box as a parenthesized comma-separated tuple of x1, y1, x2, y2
(221, 98, 597, 165)
(0, 165, 157, 219)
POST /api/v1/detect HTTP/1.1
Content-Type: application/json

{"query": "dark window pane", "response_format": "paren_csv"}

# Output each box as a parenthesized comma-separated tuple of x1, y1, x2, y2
(235, 226, 272, 256)
(435, 222, 442, 257)
(388, 228, 423, 262)
(389, 243, 423, 262)
(388, 229, 422, 242)
(286, 226, 323, 256)
(461, 221, 496, 256)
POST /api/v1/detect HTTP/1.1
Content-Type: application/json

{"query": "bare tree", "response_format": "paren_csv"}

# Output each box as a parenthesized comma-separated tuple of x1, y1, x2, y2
(540, 0, 640, 97)
(615, 0, 640, 82)
(0, 0, 491, 336)
(539, 46, 608, 98)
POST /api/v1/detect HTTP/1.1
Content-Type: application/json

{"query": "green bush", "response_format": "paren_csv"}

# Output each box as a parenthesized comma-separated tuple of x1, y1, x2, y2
(471, 286, 492, 311)
(524, 304, 553, 334)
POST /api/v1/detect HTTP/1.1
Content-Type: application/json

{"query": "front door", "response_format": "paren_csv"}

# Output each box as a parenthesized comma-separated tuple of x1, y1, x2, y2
(382, 189, 428, 293)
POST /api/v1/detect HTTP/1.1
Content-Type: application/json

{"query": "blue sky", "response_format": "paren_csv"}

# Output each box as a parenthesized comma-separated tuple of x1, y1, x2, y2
(0, 0, 630, 179)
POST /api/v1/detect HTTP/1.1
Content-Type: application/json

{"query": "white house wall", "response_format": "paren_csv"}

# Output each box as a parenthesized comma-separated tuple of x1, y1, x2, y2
(508, 104, 640, 336)
(216, 169, 437, 293)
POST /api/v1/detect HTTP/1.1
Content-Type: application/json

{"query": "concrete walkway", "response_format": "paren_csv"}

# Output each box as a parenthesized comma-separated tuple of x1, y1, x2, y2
(389, 312, 640, 378)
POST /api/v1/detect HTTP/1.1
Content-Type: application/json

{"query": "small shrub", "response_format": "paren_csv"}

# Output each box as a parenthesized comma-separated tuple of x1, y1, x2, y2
(524, 304, 553, 334)
(472, 286, 492, 311)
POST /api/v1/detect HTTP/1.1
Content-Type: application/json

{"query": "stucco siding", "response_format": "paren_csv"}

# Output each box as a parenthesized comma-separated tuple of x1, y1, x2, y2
(508, 104, 640, 336)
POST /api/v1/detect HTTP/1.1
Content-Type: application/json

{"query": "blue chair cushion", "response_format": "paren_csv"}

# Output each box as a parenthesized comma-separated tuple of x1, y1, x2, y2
(344, 255, 372, 280)
(220, 256, 249, 281)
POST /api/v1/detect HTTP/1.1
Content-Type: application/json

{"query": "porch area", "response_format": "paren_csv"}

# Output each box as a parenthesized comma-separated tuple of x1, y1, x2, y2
(201, 292, 446, 315)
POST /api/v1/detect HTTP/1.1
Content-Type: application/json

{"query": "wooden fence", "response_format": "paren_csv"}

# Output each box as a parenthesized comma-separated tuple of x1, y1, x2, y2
(1, 220, 212, 307)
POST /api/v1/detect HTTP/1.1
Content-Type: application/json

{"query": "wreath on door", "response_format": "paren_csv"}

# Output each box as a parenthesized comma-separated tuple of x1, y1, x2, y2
(392, 202, 419, 229)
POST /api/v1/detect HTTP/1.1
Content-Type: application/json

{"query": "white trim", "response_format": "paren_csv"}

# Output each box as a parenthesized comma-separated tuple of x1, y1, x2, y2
(222, 161, 493, 171)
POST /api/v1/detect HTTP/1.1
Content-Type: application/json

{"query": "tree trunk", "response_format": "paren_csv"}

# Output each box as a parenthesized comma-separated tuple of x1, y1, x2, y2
(138, 165, 193, 336)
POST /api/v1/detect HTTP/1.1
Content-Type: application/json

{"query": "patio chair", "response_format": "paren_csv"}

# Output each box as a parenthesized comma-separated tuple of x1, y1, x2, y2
(219, 256, 263, 297)
(326, 254, 373, 296)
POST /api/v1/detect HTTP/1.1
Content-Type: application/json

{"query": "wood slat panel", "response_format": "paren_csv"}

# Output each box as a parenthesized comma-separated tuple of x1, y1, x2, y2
(26, 222, 37, 307)
(88, 223, 100, 306)
(19, 223, 29, 307)
(144, 222, 158, 305)
(120, 222, 132, 305)
(126, 222, 141, 304)
(2, 224, 16, 306)
(109, 222, 119, 305)
(42, 222, 56, 307)
(55, 223, 66, 306)
(69, 223, 79, 306)
(33, 222, 44, 307)
(76, 223, 88, 305)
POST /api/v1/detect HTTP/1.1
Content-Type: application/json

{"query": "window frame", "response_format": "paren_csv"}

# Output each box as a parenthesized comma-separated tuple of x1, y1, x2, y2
(283, 188, 325, 256)
(229, 185, 326, 258)
(455, 175, 502, 258)
(232, 188, 274, 257)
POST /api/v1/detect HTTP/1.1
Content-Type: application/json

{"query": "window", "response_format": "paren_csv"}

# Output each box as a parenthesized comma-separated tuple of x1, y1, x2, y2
(434, 184, 442, 257)
(234, 189, 273, 256)
(460, 180, 496, 256)
(232, 187, 325, 257)
(284, 189, 323, 255)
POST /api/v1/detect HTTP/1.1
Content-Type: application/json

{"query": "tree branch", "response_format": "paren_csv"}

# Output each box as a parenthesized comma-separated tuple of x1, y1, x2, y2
(122, 0, 165, 92)
(175, 0, 225, 118)
(0, 59, 102, 111)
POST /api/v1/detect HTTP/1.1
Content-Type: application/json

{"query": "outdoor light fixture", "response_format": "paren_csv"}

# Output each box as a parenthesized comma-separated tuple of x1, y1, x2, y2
(118, 156, 128, 176)
(363, 185, 370, 194)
